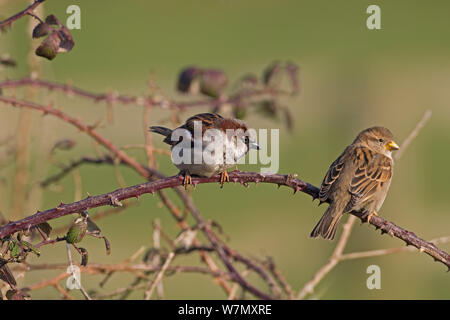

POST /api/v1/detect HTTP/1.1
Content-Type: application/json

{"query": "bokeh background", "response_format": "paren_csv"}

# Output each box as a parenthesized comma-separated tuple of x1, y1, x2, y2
(1, 0, 449, 299)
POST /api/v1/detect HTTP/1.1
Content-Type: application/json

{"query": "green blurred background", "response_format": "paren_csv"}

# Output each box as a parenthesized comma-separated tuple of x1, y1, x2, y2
(1, 0, 449, 299)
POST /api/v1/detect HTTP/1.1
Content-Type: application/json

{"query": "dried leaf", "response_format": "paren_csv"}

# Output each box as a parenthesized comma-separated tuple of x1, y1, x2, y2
(57, 27, 75, 53)
(35, 32, 61, 60)
(6, 289, 30, 300)
(86, 217, 101, 235)
(37, 222, 52, 238)
(200, 69, 228, 98)
(177, 67, 202, 94)
(51, 139, 76, 153)
(239, 74, 258, 89)
(34, 15, 75, 60)
(0, 55, 17, 67)
(79, 247, 88, 266)
(263, 61, 282, 88)
(281, 106, 294, 132)
(32, 22, 52, 38)
(285, 61, 300, 95)
(45, 14, 62, 27)
(257, 100, 278, 118)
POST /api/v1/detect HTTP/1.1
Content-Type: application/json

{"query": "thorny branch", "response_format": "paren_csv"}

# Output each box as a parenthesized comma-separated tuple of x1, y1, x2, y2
(297, 110, 438, 299)
(0, 58, 446, 299)
(0, 170, 449, 269)
(0, 77, 293, 112)
(0, 0, 46, 31)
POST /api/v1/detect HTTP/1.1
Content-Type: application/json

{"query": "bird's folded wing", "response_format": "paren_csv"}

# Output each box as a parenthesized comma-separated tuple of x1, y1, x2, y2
(346, 147, 392, 210)
(318, 145, 352, 202)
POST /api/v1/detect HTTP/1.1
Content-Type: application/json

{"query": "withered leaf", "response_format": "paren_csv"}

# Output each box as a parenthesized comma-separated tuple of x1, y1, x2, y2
(177, 67, 202, 94)
(103, 236, 111, 256)
(263, 61, 282, 88)
(86, 217, 101, 235)
(285, 61, 300, 95)
(37, 222, 52, 238)
(79, 247, 88, 266)
(35, 31, 61, 60)
(257, 100, 278, 118)
(45, 14, 63, 27)
(32, 22, 52, 38)
(0, 55, 17, 67)
(199, 69, 228, 98)
(51, 139, 76, 153)
(6, 289, 30, 300)
(57, 27, 75, 53)
(34, 15, 75, 60)
(281, 106, 294, 132)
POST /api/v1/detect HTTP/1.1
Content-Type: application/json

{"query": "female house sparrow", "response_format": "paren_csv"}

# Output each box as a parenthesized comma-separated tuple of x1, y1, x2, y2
(311, 127, 400, 240)
(150, 113, 259, 188)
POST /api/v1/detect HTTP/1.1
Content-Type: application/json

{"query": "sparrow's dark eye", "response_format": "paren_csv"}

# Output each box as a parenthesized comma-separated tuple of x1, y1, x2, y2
(378, 138, 384, 143)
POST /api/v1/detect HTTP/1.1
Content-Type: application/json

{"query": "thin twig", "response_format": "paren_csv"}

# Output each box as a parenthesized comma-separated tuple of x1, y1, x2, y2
(0, 0, 46, 30)
(144, 252, 175, 300)
(394, 110, 432, 160)
(297, 109, 434, 299)
(297, 216, 356, 299)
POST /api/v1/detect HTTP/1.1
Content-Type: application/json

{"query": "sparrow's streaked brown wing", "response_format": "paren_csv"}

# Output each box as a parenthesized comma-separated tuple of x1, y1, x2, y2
(318, 145, 352, 203)
(345, 147, 393, 211)
(183, 113, 224, 133)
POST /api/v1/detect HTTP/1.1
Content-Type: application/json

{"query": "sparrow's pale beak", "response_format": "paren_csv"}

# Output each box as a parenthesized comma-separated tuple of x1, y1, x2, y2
(385, 140, 400, 151)
(249, 141, 260, 150)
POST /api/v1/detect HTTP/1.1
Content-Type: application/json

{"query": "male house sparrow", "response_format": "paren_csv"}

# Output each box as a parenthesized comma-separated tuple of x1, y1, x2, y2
(310, 127, 400, 240)
(150, 113, 259, 188)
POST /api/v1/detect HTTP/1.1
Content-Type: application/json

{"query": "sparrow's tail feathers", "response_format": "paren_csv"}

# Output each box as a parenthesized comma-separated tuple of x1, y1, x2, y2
(149, 126, 172, 137)
(310, 205, 344, 240)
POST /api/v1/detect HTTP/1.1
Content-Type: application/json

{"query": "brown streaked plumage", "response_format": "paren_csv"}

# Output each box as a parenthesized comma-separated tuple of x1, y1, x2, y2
(311, 127, 400, 240)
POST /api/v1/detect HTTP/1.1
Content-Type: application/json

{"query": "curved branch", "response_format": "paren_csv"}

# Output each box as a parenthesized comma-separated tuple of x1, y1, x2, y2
(0, 0, 45, 30)
(0, 77, 290, 111)
(0, 96, 152, 179)
(0, 170, 449, 269)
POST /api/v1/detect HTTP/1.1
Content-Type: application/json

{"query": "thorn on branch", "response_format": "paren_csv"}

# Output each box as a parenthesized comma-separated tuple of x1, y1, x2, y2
(108, 195, 123, 207)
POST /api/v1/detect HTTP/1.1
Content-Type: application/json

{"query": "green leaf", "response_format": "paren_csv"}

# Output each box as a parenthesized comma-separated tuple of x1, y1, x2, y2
(66, 216, 88, 244)
(9, 241, 20, 258)
(20, 240, 41, 257)
(103, 237, 111, 256)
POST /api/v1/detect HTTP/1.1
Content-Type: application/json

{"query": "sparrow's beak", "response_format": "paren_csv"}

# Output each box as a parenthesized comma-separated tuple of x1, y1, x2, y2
(249, 141, 260, 150)
(385, 140, 400, 151)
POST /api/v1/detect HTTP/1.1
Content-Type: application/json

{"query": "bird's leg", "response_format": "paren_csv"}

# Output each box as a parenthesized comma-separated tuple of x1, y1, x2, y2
(365, 210, 379, 223)
(219, 170, 230, 188)
(180, 170, 192, 190)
